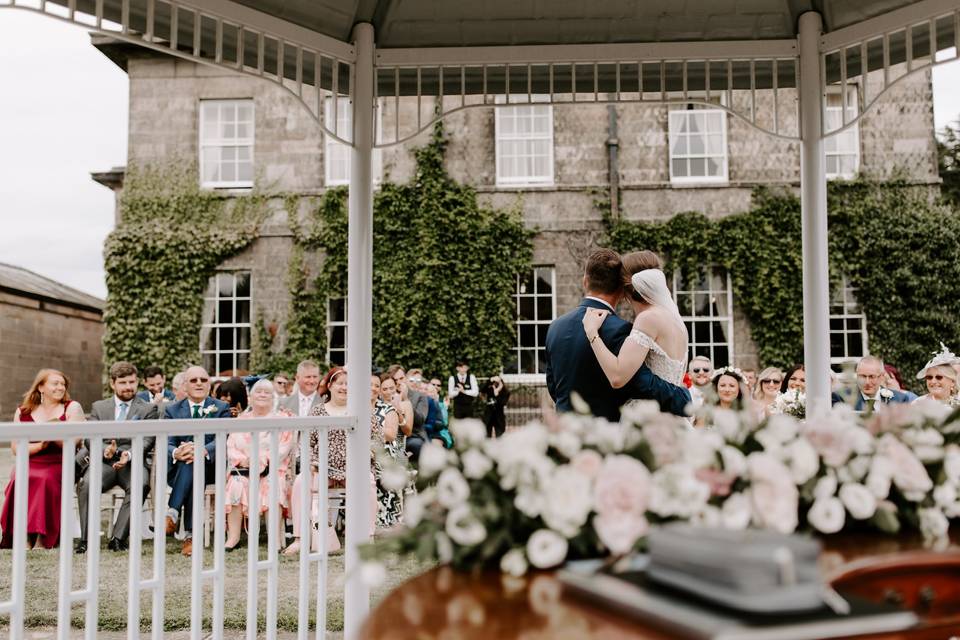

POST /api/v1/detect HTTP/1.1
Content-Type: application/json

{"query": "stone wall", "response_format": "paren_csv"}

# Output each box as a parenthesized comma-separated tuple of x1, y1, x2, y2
(0, 293, 104, 418)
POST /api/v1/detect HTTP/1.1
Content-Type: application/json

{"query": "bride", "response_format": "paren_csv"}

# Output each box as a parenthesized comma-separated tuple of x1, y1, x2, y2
(581, 253, 688, 389)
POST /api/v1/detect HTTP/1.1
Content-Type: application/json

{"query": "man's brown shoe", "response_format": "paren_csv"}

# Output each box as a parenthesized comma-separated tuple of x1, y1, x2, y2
(164, 516, 177, 536)
(181, 538, 193, 557)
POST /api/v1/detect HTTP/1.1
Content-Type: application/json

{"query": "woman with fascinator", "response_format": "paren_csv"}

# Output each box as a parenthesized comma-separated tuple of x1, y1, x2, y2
(914, 343, 960, 405)
(581, 251, 689, 398)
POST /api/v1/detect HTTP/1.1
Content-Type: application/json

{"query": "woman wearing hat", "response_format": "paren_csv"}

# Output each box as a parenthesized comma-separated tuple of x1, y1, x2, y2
(914, 343, 960, 405)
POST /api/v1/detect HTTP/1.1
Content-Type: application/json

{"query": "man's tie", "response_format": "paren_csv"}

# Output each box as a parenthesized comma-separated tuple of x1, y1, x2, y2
(865, 398, 876, 415)
(192, 404, 201, 418)
(118, 402, 129, 421)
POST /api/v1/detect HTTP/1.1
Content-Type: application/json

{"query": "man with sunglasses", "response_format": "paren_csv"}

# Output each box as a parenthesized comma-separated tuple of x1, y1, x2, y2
(163, 365, 232, 556)
(687, 356, 714, 411)
(854, 356, 911, 413)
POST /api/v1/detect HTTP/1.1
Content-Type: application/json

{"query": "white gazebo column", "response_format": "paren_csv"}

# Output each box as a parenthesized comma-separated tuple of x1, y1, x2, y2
(345, 20, 374, 638)
(798, 11, 832, 417)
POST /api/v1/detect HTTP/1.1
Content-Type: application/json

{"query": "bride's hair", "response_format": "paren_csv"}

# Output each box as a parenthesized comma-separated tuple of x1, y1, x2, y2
(622, 250, 663, 303)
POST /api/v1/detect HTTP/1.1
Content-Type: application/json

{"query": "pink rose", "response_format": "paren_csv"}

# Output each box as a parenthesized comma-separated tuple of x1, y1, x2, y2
(747, 453, 799, 534)
(877, 434, 933, 496)
(802, 421, 853, 468)
(593, 512, 649, 555)
(571, 449, 603, 478)
(642, 420, 682, 467)
(593, 455, 652, 554)
(695, 468, 736, 498)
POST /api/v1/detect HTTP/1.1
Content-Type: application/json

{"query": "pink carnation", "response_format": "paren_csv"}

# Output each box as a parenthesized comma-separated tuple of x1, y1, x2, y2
(593, 455, 651, 555)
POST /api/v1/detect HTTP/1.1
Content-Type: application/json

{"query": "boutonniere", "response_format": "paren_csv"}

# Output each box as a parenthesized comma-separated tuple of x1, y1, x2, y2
(879, 388, 894, 401)
(200, 404, 219, 418)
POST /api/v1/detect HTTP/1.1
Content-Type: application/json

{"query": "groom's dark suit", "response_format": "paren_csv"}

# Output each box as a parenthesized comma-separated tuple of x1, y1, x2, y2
(545, 298, 691, 420)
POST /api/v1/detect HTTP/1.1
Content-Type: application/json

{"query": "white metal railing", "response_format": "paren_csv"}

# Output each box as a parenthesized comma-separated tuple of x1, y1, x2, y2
(0, 414, 355, 639)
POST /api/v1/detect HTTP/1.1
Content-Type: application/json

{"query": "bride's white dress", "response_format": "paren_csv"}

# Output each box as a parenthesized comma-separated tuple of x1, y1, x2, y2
(626, 329, 687, 386)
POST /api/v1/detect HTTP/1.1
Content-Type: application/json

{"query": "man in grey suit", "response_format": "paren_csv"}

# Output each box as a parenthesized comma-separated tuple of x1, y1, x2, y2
(76, 362, 158, 553)
(280, 360, 324, 416)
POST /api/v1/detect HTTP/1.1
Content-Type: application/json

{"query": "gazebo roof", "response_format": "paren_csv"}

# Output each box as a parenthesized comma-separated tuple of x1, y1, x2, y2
(227, 0, 923, 48)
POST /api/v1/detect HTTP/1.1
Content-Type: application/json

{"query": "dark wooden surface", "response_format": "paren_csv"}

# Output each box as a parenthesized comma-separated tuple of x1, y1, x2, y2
(360, 532, 960, 640)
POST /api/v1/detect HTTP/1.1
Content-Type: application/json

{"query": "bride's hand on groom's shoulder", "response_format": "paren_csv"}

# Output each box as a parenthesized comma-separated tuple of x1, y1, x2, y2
(582, 308, 610, 335)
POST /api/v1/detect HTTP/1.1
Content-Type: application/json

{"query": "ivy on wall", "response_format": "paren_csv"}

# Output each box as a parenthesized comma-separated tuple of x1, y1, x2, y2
(103, 162, 267, 378)
(605, 181, 960, 387)
(254, 123, 535, 376)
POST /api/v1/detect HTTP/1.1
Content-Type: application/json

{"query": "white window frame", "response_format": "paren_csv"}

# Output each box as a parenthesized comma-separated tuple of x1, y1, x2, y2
(495, 96, 555, 187)
(829, 276, 869, 365)
(324, 98, 383, 186)
(200, 271, 252, 378)
(198, 99, 254, 189)
(668, 108, 729, 185)
(824, 86, 860, 180)
(503, 266, 556, 383)
(672, 267, 735, 368)
(326, 297, 348, 366)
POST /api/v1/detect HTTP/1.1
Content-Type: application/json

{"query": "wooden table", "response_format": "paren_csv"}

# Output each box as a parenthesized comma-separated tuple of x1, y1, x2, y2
(361, 533, 960, 640)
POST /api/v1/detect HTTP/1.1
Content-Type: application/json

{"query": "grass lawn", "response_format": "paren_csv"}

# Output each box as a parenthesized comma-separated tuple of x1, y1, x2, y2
(0, 539, 430, 633)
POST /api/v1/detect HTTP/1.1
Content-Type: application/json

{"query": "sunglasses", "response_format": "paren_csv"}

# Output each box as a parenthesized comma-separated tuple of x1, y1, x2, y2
(188, 377, 210, 384)
(925, 374, 948, 382)
(431, 382, 442, 388)
(762, 379, 783, 385)
(691, 368, 711, 374)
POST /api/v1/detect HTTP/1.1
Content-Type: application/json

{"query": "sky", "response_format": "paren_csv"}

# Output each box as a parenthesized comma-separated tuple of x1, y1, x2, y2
(2, 11, 960, 300)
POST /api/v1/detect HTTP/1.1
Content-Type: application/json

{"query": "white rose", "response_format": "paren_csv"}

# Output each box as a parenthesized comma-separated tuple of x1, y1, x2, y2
(720, 445, 748, 477)
(451, 418, 487, 448)
(807, 497, 846, 534)
(526, 529, 569, 569)
(541, 466, 593, 538)
(514, 488, 543, 518)
(380, 462, 410, 493)
(721, 493, 752, 530)
(445, 505, 486, 546)
(419, 444, 449, 478)
(436, 532, 454, 563)
(846, 426, 876, 456)
(500, 548, 529, 577)
(944, 445, 960, 484)
(548, 429, 582, 459)
(649, 464, 711, 519)
(766, 414, 799, 443)
(437, 468, 471, 508)
(785, 438, 820, 485)
(865, 456, 893, 499)
(681, 429, 723, 468)
(814, 473, 838, 499)
(586, 421, 627, 454)
(462, 448, 493, 479)
(404, 488, 433, 527)
(845, 455, 871, 483)
(691, 504, 722, 528)
(934, 483, 958, 507)
(620, 400, 661, 425)
(839, 483, 877, 520)
(712, 409, 741, 441)
(919, 508, 950, 541)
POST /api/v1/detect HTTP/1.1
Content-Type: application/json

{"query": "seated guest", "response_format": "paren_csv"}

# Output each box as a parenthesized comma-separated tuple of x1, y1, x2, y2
(379, 375, 411, 457)
(216, 376, 249, 418)
(0, 369, 85, 549)
(164, 365, 231, 557)
(284, 367, 377, 555)
(780, 364, 806, 393)
(752, 367, 784, 419)
(281, 360, 324, 417)
(854, 356, 912, 413)
(741, 368, 757, 395)
(76, 362, 158, 553)
(429, 377, 449, 428)
(171, 371, 188, 402)
(411, 374, 451, 447)
(371, 374, 405, 528)
(915, 344, 960, 405)
(386, 365, 429, 463)
(224, 379, 295, 550)
(883, 364, 919, 402)
(137, 365, 176, 403)
(272, 373, 292, 410)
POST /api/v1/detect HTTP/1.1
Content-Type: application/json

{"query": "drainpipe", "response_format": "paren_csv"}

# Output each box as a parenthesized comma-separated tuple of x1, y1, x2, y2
(606, 104, 620, 220)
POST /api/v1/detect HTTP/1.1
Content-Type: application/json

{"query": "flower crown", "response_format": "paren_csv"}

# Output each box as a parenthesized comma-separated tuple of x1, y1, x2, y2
(711, 366, 745, 382)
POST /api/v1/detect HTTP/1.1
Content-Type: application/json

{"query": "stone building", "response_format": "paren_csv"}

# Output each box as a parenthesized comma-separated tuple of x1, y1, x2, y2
(91, 36, 939, 391)
(0, 263, 105, 417)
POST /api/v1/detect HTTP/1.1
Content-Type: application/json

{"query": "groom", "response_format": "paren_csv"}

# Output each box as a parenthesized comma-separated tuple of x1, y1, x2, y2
(545, 249, 690, 420)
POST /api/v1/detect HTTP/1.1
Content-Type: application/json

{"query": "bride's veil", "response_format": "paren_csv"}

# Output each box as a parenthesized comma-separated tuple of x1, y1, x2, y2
(630, 269, 689, 341)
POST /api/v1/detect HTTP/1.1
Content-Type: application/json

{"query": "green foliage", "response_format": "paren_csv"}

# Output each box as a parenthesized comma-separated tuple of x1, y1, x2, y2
(606, 181, 960, 384)
(103, 162, 267, 378)
(259, 123, 535, 377)
(938, 120, 960, 208)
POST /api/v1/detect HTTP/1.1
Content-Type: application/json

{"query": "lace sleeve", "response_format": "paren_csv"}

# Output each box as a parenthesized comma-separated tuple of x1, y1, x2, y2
(628, 329, 658, 350)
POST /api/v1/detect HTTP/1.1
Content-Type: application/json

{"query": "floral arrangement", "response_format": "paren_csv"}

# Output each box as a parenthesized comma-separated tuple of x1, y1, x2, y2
(366, 398, 960, 576)
(771, 388, 806, 419)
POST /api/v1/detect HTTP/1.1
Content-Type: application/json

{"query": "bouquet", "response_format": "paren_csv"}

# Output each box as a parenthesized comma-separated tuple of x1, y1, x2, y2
(771, 388, 806, 419)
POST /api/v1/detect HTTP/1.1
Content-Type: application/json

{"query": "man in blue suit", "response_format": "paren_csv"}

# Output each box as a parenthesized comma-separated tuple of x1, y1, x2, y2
(546, 249, 691, 421)
(853, 356, 912, 413)
(163, 365, 231, 556)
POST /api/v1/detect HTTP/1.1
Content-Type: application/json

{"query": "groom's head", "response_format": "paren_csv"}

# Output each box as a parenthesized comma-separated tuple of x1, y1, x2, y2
(583, 249, 623, 301)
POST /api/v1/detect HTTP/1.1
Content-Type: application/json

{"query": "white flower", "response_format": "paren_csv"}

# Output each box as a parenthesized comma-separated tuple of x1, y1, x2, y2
(766, 414, 799, 443)
(451, 418, 487, 448)
(584, 420, 627, 454)
(419, 444, 449, 478)
(865, 456, 893, 499)
(879, 388, 894, 400)
(721, 493, 752, 530)
(846, 426, 876, 456)
(361, 561, 387, 588)
(437, 468, 471, 508)
(499, 452, 555, 491)
(380, 462, 410, 493)
(681, 429, 723, 468)
(690, 505, 722, 528)
(514, 488, 543, 518)
(403, 488, 433, 527)
(919, 508, 950, 541)
(649, 464, 710, 519)
(720, 446, 748, 477)
(934, 483, 957, 507)
(785, 438, 820, 485)
(500, 548, 528, 577)
(570, 449, 603, 478)
(878, 433, 933, 495)
(494, 424, 551, 488)
(845, 455, 872, 483)
(548, 428, 582, 459)
(711, 409, 741, 442)
(902, 428, 945, 463)
(461, 448, 493, 479)
(436, 532, 454, 563)
(620, 400, 661, 425)
(814, 473, 838, 499)
(526, 529, 569, 569)
(944, 445, 960, 484)
(445, 505, 486, 546)
(541, 466, 593, 538)
(808, 497, 846, 534)
(839, 483, 877, 520)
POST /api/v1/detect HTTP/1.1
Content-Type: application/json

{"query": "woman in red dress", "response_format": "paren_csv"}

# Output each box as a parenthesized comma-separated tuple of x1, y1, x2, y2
(0, 369, 84, 549)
